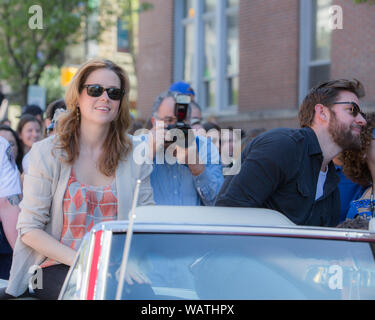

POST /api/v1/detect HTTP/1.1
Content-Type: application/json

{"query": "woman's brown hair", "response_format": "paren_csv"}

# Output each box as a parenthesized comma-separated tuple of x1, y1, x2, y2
(340, 112, 375, 187)
(55, 59, 132, 177)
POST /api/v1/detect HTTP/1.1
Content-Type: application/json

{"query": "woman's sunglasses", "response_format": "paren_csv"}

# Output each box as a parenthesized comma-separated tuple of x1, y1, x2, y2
(83, 84, 124, 101)
(332, 101, 363, 117)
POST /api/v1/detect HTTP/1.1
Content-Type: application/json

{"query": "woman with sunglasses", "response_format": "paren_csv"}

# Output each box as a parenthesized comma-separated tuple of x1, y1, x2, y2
(3, 59, 154, 299)
(340, 112, 375, 223)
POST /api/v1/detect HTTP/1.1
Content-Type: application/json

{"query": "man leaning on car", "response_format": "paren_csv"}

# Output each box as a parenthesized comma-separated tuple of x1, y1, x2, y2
(215, 79, 367, 227)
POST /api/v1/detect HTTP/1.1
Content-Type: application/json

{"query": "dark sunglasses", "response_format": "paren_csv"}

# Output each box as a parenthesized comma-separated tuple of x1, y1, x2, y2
(83, 84, 124, 101)
(332, 101, 363, 117)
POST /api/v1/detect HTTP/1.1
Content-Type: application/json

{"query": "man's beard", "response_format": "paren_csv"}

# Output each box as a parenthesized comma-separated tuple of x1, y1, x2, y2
(328, 110, 361, 151)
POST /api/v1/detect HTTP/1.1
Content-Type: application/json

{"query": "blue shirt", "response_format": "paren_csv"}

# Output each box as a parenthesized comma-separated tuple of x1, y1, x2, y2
(335, 166, 366, 222)
(151, 136, 224, 206)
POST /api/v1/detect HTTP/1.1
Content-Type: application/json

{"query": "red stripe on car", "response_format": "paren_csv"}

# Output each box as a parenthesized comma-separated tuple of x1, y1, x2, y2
(86, 230, 103, 300)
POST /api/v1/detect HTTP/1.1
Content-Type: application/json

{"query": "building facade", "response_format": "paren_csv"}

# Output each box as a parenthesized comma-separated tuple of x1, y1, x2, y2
(136, 0, 375, 131)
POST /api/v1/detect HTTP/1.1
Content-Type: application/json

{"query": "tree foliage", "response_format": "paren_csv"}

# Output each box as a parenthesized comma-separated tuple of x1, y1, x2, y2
(0, 0, 102, 104)
(0, 0, 152, 105)
(353, 0, 375, 4)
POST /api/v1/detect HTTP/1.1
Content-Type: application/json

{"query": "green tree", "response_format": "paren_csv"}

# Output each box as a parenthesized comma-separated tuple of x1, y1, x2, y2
(39, 65, 66, 105)
(0, 0, 107, 105)
(353, 0, 375, 4)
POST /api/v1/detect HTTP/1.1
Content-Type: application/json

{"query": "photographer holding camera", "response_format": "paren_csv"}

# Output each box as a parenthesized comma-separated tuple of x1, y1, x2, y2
(147, 91, 223, 206)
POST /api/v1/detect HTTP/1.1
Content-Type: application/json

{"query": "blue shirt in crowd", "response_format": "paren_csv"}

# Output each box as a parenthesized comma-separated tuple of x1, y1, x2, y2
(335, 165, 366, 222)
(151, 136, 224, 206)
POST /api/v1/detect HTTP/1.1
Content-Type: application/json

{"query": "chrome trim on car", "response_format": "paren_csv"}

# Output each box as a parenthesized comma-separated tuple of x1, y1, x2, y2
(59, 206, 375, 300)
(94, 221, 375, 242)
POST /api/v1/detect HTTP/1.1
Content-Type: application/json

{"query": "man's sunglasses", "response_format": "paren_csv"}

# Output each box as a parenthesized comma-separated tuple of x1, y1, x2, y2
(83, 84, 124, 101)
(332, 101, 363, 117)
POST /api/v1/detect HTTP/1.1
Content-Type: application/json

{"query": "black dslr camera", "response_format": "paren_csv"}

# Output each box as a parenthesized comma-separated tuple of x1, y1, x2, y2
(165, 93, 194, 148)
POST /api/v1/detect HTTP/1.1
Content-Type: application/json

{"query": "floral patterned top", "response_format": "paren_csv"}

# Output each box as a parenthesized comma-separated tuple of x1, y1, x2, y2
(40, 168, 118, 268)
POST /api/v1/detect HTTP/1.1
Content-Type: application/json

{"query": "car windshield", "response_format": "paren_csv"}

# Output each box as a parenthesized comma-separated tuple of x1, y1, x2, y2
(104, 233, 375, 300)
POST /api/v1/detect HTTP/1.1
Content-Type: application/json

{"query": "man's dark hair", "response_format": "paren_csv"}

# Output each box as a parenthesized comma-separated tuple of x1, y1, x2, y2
(21, 104, 44, 120)
(298, 79, 365, 128)
(46, 99, 66, 121)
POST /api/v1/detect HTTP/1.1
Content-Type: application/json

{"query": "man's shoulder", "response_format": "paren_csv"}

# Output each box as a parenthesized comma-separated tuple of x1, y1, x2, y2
(262, 127, 306, 142)
(242, 127, 312, 170)
(248, 127, 306, 151)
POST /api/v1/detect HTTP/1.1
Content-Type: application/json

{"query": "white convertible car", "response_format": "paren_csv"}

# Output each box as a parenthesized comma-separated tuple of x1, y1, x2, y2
(58, 206, 375, 300)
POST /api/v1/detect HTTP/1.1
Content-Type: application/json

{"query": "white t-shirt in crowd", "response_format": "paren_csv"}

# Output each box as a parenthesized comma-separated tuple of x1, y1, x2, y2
(22, 152, 30, 174)
(0, 136, 21, 198)
(315, 167, 328, 201)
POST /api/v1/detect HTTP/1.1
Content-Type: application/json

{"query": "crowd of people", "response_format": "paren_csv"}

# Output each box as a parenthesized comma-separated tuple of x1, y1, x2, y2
(0, 58, 373, 300)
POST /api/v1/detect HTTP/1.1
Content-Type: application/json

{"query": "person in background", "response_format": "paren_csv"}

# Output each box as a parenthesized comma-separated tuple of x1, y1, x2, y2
(0, 119, 11, 127)
(0, 125, 24, 173)
(19, 104, 44, 123)
(169, 81, 203, 131)
(169, 81, 195, 100)
(0, 136, 21, 279)
(16, 114, 42, 174)
(3, 58, 154, 299)
(128, 113, 145, 135)
(340, 112, 375, 221)
(220, 126, 243, 169)
(203, 122, 221, 153)
(189, 101, 203, 131)
(44, 99, 67, 137)
(240, 128, 267, 152)
(148, 90, 223, 206)
(336, 216, 369, 230)
(333, 156, 365, 223)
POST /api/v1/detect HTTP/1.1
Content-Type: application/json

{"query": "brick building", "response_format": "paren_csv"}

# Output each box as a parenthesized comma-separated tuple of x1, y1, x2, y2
(136, 0, 375, 132)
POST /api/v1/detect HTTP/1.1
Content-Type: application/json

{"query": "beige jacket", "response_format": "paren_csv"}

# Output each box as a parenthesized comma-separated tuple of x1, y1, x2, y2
(6, 135, 154, 296)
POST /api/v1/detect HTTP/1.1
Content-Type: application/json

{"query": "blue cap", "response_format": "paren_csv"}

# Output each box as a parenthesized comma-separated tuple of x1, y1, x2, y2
(169, 81, 195, 96)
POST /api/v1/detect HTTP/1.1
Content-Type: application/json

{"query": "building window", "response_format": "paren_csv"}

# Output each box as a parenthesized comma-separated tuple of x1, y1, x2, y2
(226, 0, 239, 107)
(203, 0, 217, 109)
(174, 0, 239, 114)
(299, 0, 332, 103)
(182, 1, 194, 82)
(117, 18, 130, 52)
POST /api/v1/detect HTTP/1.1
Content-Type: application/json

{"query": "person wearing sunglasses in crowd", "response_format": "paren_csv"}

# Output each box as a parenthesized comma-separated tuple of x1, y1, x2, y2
(340, 112, 375, 222)
(2, 59, 154, 299)
(216, 79, 367, 227)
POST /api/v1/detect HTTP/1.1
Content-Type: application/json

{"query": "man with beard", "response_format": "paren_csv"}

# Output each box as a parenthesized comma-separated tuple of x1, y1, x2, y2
(215, 79, 366, 226)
